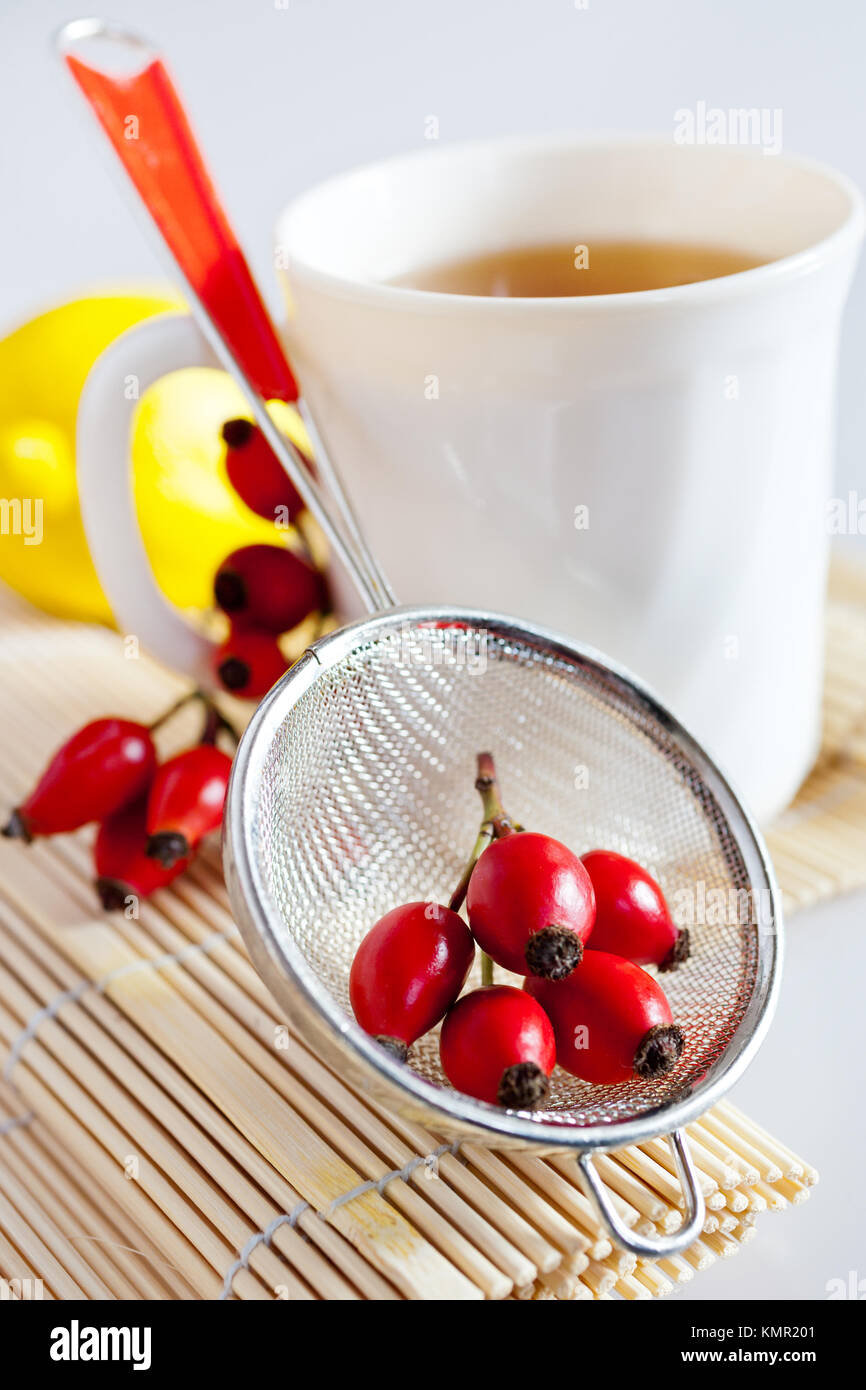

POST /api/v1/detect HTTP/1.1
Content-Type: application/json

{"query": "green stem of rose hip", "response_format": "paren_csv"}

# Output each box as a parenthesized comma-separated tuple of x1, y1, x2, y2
(475, 751, 517, 839)
(448, 822, 494, 912)
(448, 805, 498, 987)
(198, 700, 241, 748)
(148, 688, 208, 733)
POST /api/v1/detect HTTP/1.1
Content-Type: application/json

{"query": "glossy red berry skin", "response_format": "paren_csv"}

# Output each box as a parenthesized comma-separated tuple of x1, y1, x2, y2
(214, 626, 289, 699)
(145, 744, 233, 867)
(3, 718, 156, 841)
(349, 902, 474, 1059)
(214, 544, 325, 633)
(439, 985, 556, 1108)
(581, 850, 689, 971)
(94, 797, 189, 910)
(221, 418, 308, 523)
(466, 831, 595, 978)
(526, 951, 684, 1086)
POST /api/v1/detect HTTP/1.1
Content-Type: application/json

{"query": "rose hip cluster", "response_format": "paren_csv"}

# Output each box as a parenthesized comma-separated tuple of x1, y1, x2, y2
(213, 420, 329, 700)
(2, 693, 233, 911)
(350, 753, 689, 1110)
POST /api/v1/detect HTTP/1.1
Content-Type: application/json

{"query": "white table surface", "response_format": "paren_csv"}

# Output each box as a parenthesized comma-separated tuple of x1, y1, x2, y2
(678, 886, 866, 1301)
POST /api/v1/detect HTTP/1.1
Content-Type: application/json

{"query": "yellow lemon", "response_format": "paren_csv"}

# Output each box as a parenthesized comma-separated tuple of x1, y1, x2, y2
(0, 291, 179, 620)
(131, 368, 309, 614)
(0, 291, 309, 624)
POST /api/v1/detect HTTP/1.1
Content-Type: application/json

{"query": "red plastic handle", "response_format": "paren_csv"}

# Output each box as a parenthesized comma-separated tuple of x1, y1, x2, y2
(66, 51, 298, 403)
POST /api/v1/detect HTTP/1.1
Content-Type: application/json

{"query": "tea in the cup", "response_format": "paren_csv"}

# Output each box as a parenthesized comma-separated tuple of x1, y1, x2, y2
(391, 240, 764, 296)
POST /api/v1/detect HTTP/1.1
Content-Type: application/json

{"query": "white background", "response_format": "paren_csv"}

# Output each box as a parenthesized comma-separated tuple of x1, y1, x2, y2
(1, 0, 865, 1302)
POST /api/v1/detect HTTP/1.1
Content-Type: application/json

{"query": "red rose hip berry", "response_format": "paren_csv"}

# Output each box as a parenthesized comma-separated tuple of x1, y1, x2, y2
(145, 744, 233, 868)
(440, 985, 556, 1108)
(95, 797, 190, 910)
(582, 850, 689, 971)
(466, 831, 595, 979)
(3, 718, 156, 841)
(214, 544, 325, 633)
(350, 901, 474, 1061)
(526, 950, 685, 1086)
(221, 418, 308, 523)
(214, 626, 289, 699)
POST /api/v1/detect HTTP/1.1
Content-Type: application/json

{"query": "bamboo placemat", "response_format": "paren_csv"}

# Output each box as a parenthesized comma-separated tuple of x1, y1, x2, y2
(5, 555, 864, 1301)
(766, 553, 866, 914)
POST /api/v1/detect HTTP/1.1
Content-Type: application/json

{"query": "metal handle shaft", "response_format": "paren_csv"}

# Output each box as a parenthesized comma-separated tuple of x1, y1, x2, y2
(57, 16, 395, 616)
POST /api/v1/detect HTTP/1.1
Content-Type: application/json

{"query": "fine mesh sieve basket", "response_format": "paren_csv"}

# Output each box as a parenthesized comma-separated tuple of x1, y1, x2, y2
(224, 606, 782, 1258)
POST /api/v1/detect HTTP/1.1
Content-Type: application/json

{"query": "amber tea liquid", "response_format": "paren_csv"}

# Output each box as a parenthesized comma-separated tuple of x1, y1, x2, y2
(391, 240, 764, 296)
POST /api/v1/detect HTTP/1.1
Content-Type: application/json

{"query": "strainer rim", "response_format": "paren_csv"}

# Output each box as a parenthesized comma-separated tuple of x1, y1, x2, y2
(224, 604, 783, 1151)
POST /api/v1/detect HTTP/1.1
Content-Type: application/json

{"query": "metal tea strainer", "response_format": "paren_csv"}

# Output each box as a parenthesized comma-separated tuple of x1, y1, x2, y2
(59, 19, 781, 1257)
(223, 503, 782, 1261)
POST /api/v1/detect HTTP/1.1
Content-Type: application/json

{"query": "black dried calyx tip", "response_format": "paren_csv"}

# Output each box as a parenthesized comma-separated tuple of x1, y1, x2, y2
(375, 1034, 409, 1063)
(214, 570, 246, 613)
(221, 417, 255, 449)
(659, 928, 691, 973)
(1, 809, 31, 843)
(498, 1062, 549, 1110)
(525, 924, 583, 980)
(96, 877, 133, 912)
(146, 831, 189, 869)
(634, 1023, 685, 1080)
(218, 657, 251, 691)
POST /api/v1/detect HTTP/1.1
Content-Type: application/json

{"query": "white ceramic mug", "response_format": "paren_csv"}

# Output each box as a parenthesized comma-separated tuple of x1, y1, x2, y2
(78, 136, 863, 824)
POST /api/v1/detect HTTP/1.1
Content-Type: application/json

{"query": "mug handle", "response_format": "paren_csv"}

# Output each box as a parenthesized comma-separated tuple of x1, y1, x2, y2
(76, 311, 220, 684)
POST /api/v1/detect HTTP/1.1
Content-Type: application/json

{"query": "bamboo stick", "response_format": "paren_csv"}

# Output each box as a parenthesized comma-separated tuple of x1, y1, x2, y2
(703, 1230, 739, 1259)
(657, 1254, 695, 1283)
(617, 1273, 653, 1300)
(776, 1179, 810, 1206)
(633, 1263, 675, 1298)
(562, 1250, 590, 1277)
(0, 1122, 156, 1300)
(717, 1103, 813, 1183)
(683, 1239, 716, 1273)
(537, 1266, 579, 1299)
(603, 1247, 637, 1279)
(0, 1175, 88, 1298)
(750, 1181, 789, 1212)
(5, 1097, 196, 1299)
(688, 1119, 760, 1187)
(617, 1144, 716, 1207)
(0, 1150, 115, 1299)
(580, 1260, 617, 1297)
(590, 1153, 669, 1223)
(0, 1227, 50, 1295)
(724, 1188, 749, 1213)
(509, 1151, 639, 1236)
(638, 1136, 724, 1197)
